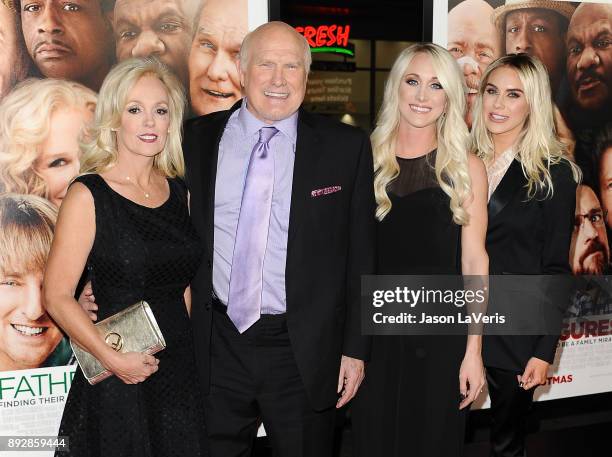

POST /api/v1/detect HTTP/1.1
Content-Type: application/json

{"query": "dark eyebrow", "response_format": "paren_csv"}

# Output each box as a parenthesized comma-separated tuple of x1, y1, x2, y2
(506, 88, 524, 93)
(594, 30, 612, 41)
(114, 17, 137, 30)
(474, 42, 495, 51)
(115, 6, 184, 27)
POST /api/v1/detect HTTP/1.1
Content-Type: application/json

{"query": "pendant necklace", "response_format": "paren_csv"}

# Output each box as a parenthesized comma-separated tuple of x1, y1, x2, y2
(125, 176, 151, 198)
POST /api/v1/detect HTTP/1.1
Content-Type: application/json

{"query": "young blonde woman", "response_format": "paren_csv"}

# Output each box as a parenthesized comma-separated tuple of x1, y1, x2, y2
(0, 78, 96, 208)
(44, 58, 207, 456)
(473, 54, 580, 457)
(351, 43, 489, 457)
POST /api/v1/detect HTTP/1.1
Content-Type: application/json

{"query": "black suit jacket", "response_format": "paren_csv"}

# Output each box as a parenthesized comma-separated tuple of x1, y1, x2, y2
(183, 103, 376, 410)
(483, 159, 577, 372)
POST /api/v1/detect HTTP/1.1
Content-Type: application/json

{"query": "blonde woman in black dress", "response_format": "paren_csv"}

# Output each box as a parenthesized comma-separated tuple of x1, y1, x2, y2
(44, 58, 207, 456)
(352, 43, 489, 457)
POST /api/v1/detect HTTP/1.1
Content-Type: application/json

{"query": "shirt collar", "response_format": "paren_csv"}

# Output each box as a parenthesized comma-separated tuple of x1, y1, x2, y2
(237, 98, 299, 145)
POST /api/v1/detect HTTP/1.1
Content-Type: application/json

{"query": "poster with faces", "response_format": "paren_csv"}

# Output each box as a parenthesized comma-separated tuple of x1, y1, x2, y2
(0, 0, 266, 441)
(433, 0, 612, 404)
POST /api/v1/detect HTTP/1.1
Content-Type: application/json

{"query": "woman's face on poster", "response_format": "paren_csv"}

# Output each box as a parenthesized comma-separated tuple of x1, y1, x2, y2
(33, 106, 93, 208)
(0, 268, 62, 371)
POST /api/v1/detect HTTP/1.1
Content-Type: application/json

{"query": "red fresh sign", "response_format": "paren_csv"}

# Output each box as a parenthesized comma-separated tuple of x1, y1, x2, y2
(295, 25, 351, 48)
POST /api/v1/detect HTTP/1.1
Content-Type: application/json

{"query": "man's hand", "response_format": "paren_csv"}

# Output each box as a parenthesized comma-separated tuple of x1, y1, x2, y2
(518, 357, 549, 390)
(78, 281, 98, 321)
(336, 355, 365, 408)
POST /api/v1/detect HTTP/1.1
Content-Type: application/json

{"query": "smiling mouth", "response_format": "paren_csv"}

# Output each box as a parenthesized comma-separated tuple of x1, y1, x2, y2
(204, 89, 235, 99)
(11, 324, 47, 336)
(138, 134, 158, 143)
(264, 91, 289, 99)
(409, 104, 431, 113)
(577, 77, 602, 92)
(489, 113, 508, 122)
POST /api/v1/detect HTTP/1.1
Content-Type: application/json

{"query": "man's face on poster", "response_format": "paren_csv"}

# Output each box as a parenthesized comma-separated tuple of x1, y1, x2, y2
(20, 0, 112, 88)
(598, 146, 612, 229)
(566, 3, 612, 113)
(504, 8, 567, 91)
(113, 0, 197, 84)
(570, 185, 610, 275)
(0, 267, 62, 371)
(0, 5, 29, 100)
(188, 0, 246, 116)
(447, 0, 502, 127)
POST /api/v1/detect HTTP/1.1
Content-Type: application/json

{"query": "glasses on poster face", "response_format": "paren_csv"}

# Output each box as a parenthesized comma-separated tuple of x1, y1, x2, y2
(574, 209, 608, 230)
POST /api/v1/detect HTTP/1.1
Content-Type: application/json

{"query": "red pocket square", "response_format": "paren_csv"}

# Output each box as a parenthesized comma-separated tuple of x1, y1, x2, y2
(311, 186, 342, 197)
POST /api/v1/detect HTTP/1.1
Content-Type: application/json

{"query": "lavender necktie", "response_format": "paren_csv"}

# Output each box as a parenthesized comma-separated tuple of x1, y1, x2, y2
(227, 126, 279, 333)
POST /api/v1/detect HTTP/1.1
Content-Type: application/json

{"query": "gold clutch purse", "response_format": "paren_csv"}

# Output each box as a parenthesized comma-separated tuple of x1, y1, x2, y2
(70, 301, 166, 385)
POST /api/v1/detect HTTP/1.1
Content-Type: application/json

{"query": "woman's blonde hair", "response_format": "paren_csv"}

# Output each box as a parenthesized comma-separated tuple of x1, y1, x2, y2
(0, 193, 57, 276)
(373, 42, 472, 224)
(0, 78, 97, 199)
(471, 54, 580, 198)
(79, 57, 187, 177)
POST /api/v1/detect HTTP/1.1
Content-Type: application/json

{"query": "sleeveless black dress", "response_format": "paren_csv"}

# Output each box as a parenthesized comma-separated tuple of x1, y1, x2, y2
(56, 174, 207, 457)
(352, 151, 467, 457)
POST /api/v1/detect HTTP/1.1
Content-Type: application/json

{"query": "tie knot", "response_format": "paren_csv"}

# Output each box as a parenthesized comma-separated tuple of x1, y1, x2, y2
(259, 126, 278, 144)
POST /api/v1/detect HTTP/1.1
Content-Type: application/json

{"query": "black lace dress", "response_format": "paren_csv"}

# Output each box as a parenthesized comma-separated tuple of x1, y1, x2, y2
(56, 174, 207, 457)
(352, 151, 467, 457)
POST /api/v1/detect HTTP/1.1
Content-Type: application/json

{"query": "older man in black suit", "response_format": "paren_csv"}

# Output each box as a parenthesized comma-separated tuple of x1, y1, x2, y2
(183, 21, 375, 457)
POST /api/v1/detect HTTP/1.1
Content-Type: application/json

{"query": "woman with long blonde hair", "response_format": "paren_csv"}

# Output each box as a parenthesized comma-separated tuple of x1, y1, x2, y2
(43, 57, 207, 456)
(473, 53, 579, 457)
(352, 43, 489, 457)
(0, 78, 96, 207)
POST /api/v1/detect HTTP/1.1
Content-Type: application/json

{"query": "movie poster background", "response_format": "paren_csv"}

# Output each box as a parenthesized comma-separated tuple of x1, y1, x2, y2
(433, 0, 612, 406)
(0, 0, 266, 451)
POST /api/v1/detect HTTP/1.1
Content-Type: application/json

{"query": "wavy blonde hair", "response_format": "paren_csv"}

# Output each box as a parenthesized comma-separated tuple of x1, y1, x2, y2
(472, 54, 580, 198)
(373, 43, 472, 224)
(0, 193, 57, 275)
(0, 78, 96, 200)
(79, 57, 187, 177)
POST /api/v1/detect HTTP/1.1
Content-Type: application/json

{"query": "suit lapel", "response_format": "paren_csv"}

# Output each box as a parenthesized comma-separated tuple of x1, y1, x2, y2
(287, 109, 322, 247)
(285, 110, 324, 310)
(488, 159, 525, 221)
